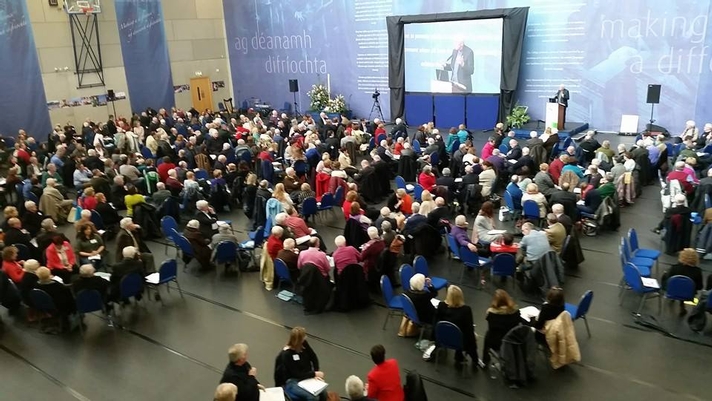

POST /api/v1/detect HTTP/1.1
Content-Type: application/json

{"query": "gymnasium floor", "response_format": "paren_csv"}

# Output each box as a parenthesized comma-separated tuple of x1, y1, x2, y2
(2, 135, 712, 401)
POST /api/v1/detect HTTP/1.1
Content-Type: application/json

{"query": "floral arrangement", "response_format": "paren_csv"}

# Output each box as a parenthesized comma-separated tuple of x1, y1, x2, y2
(307, 84, 348, 113)
(307, 84, 330, 112)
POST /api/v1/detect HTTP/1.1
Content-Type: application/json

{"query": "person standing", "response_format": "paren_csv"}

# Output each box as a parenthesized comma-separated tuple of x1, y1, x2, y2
(366, 345, 404, 401)
(219, 343, 264, 401)
(443, 37, 475, 93)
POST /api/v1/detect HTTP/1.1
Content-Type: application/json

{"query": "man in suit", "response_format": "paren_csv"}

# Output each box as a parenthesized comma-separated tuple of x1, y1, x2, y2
(72, 264, 109, 304)
(219, 343, 263, 401)
(443, 37, 475, 93)
(554, 84, 570, 107)
(545, 214, 567, 253)
(552, 203, 573, 235)
(4, 218, 40, 260)
(115, 218, 155, 274)
(109, 246, 145, 302)
(426, 197, 449, 228)
(195, 200, 219, 238)
(549, 183, 579, 221)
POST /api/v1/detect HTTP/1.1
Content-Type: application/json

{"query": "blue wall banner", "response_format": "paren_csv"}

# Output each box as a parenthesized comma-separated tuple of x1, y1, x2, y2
(224, 0, 712, 131)
(0, 0, 52, 138)
(115, 0, 174, 113)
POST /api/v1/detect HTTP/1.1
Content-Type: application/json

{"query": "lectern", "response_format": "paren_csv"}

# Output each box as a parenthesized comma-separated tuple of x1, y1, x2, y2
(546, 98, 566, 130)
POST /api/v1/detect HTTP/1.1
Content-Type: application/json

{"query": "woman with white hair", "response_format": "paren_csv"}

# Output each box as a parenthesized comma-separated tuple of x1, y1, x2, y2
(332, 235, 361, 275)
(403, 273, 437, 332)
(360, 226, 385, 279)
(184, 219, 214, 271)
(195, 199, 219, 238)
(345, 375, 375, 401)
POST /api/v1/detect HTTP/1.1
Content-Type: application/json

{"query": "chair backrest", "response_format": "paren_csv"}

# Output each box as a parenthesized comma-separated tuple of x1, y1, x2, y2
(430, 152, 439, 167)
(13, 243, 30, 261)
(446, 235, 460, 259)
(399, 264, 414, 291)
(274, 258, 292, 283)
(413, 184, 424, 202)
(159, 259, 178, 283)
(575, 290, 594, 319)
(333, 186, 344, 206)
(293, 160, 308, 175)
(504, 190, 515, 210)
(522, 200, 539, 219)
(75, 289, 104, 314)
(320, 193, 334, 208)
(141, 146, 154, 159)
(413, 255, 429, 276)
(395, 175, 407, 190)
(492, 253, 516, 276)
(120, 273, 144, 300)
(301, 197, 317, 216)
(90, 210, 106, 230)
(253, 226, 266, 246)
(627, 228, 640, 253)
(400, 294, 421, 325)
(27, 192, 39, 204)
(622, 262, 645, 293)
(215, 241, 238, 264)
(459, 246, 479, 267)
(499, 144, 509, 153)
(620, 237, 632, 261)
(449, 140, 460, 154)
(380, 275, 395, 306)
(194, 169, 209, 180)
(29, 288, 57, 313)
(161, 216, 178, 237)
(413, 139, 421, 153)
(174, 233, 194, 257)
(434, 321, 463, 351)
(666, 275, 696, 300)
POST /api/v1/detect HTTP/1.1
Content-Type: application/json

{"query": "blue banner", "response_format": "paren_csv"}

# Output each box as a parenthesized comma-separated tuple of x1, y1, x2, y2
(224, 0, 712, 131)
(0, 0, 51, 138)
(115, 0, 174, 113)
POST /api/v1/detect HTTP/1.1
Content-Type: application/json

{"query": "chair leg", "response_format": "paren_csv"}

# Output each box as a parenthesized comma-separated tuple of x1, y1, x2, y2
(382, 311, 389, 330)
(157, 286, 165, 306)
(583, 316, 591, 338)
(636, 294, 647, 315)
(619, 290, 627, 306)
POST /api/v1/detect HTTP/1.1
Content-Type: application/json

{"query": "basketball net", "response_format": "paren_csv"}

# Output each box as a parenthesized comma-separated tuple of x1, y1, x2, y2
(81, 7, 94, 15)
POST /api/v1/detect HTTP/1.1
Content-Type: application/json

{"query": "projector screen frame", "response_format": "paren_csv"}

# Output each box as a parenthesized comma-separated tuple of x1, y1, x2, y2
(387, 7, 529, 125)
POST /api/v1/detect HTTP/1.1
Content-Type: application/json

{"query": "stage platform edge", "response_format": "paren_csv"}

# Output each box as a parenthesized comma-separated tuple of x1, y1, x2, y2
(512, 121, 588, 139)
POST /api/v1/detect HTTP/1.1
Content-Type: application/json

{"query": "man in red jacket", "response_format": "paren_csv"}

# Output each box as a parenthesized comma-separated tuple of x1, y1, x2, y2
(367, 345, 404, 401)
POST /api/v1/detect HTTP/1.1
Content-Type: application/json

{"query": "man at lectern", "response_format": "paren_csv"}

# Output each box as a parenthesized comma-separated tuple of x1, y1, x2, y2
(554, 84, 569, 107)
(443, 36, 474, 93)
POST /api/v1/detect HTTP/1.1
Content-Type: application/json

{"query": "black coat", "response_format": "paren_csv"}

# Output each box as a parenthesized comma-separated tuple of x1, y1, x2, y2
(220, 362, 260, 401)
(549, 190, 579, 221)
(109, 258, 144, 299)
(72, 276, 109, 302)
(334, 264, 370, 312)
(195, 210, 218, 239)
(357, 167, 382, 202)
(436, 303, 477, 351)
(405, 288, 437, 325)
(22, 210, 45, 238)
(297, 264, 333, 314)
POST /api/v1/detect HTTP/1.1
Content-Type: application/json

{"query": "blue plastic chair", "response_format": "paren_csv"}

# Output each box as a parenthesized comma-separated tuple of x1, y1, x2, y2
(90, 210, 106, 231)
(565, 290, 594, 337)
(145, 259, 183, 305)
(214, 241, 239, 272)
(620, 238, 654, 272)
(241, 226, 264, 267)
(620, 262, 660, 314)
(27, 191, 39, 204)
(317, 193, 334, 219)
(29, 289, 57, 331)
(395, 175, 412, 194)
(446, 235, 460, 260)
(301, 197, 318, 221)
(413, 139, 422, 153)
(459, 246, 490, 285)
(664, 275, 696, 313)
(119, 273, 144, 304)
(380, 275, 403, 330)
(161, 216, 179, 255)
(449, 140, 460, 154)
(293, 160, 308, 176)
(429, 152, 439, 168)
(522, 200, 541, 225)
(141, 146, 154, 159)
(627, 228, 661, 275)
(194, 169, 209, 180)
(13, 243, 30, 261)
(618, 249, 650, 282)
(413, 255, 447, 291)
(333, 186, 344, 207)
(274, 258, 294, 292)
(399, 264, 414, 291)
(498, 144, 509, 153)
(504, 191, 521, 219)
(413, 184, 424, 202)
(434, 321, 464, 370)
(490, 253, 517, 294)
(173, 232, 194, 271)
(401, 294, 427, 342)
(75, 289, 108, 334)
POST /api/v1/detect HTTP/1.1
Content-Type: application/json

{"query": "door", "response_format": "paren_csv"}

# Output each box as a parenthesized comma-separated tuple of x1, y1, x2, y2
(190, 77, 214, 112)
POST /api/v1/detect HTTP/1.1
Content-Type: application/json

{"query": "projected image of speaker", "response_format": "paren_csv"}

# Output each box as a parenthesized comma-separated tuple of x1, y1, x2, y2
(107, 89, 115, 101)
(289, 79, 299, 93)
(646, 84, 661, 104)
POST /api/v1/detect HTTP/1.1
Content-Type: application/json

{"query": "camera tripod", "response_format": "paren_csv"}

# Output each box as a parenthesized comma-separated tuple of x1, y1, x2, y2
(368, 96, 384, 122)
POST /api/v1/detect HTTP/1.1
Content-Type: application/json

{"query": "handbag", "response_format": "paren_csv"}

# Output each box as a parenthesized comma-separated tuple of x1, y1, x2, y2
(398, 316, 420, 337)
(67, 206, 82, 223)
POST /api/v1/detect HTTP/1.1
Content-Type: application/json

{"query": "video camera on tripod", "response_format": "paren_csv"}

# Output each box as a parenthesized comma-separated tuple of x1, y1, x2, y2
(372, 89, 380, 99)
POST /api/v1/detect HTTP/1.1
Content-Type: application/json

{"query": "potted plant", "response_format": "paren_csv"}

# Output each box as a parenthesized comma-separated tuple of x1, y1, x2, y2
(506, 104, 530, 129)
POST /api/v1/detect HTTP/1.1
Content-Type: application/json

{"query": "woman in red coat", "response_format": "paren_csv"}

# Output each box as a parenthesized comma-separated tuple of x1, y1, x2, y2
(367, 345, 404, 401)
(1, 245, 24, 283)
(79, 187, 98, 211)
(45, 236, 77, 282)
(418, 165, 436, 191)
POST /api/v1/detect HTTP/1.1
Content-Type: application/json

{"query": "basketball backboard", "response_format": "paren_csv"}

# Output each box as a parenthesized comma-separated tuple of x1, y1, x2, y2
(64, 0, 102, 14)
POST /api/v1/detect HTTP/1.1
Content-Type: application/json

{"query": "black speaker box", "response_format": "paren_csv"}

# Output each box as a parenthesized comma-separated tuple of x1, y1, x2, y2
(289, 79, 299, 93)
(107, 89, 115, 100)
(646, 84, 661, 104)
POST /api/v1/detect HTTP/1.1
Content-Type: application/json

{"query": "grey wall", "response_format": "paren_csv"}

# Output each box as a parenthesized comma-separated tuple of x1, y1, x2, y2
(29, 0, 231, 127)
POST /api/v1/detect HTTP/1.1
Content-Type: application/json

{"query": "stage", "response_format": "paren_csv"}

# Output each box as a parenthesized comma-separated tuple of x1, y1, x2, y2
(512, 120, 589, 139)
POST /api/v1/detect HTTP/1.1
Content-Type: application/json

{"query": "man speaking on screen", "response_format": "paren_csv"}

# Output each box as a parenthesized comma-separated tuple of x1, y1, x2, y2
(443, 36, 474, 93)
(554, 84, 569, 107)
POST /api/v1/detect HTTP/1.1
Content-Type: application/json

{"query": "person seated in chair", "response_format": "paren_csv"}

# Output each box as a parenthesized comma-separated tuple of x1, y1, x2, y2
(195, 200, 219, 239)
(210, 222, 240, 260)
(276, 238, 300, 283)
(4, 217, 39, 260)
(450, 215, 481, 254)
(150, 182, 172, 206)
(297, 237, 330, 278)
(219, 343, 264, 401)
(401, 203, 427, 234)
(653, 194, 691, 234)
(360, 227, 385, 280)
(332, 235, 362, 276)
(345, 375, 376, 401)
(110, 246, 145, 302)
(530, 287, 565, 345)
(35, 266, 76, 328)
(72, 264, 109, 304)
(482, 289, 522, 368)
(404, 273, 437, 331)
(184, 219, 215, 271)
(662, 248, 703, 316)
(386, 188, 413, 215)
(435, 285, 482, 368)
(516, 223, 551, 269)
(366, 345, 404, 401)
(115, 218, 155, 274)
(22, 201, 45, 238)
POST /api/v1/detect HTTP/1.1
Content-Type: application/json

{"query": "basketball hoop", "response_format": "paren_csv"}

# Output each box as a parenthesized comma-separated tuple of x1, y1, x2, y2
(81, 7, 93, 15)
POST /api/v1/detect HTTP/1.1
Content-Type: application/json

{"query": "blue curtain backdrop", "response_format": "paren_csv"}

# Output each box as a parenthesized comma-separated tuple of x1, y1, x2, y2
(0, 0, 51, 138)
(114, 0, 174, 113)
(223, 0, 712, 131)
